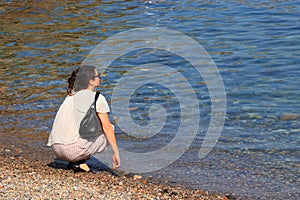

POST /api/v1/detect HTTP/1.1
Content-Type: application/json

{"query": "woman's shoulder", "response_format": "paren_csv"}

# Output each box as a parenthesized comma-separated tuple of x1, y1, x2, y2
(97, 92, 108, 102)
(72, 90, 94, 106)
(98, 92, 106, 98)
(74, 90, 108, 100)
(76, 89, 94, 95)
(74, 90, 94, 98)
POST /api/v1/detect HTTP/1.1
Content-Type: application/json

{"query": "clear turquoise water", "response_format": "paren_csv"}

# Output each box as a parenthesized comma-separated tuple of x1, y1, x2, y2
(0, 1, 299, 199)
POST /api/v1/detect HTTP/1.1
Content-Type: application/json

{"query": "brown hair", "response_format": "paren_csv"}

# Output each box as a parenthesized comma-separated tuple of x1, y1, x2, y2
(67, 65, 96, 95)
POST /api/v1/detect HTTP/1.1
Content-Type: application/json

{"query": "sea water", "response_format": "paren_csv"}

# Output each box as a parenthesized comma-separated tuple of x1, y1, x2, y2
(0, 1, 299, 199)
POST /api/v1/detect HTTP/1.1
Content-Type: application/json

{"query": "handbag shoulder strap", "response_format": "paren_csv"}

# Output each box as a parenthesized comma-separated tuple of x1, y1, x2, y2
(94, 91, 100, 108)
(95, 91, 100, 101)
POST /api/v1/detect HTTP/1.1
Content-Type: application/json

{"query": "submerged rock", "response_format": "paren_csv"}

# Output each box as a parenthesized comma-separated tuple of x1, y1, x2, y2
(280, 113, 299, 121)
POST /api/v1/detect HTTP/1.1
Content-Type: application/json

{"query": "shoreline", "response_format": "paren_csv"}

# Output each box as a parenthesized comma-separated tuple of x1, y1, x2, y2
(0, 132, 228, 200)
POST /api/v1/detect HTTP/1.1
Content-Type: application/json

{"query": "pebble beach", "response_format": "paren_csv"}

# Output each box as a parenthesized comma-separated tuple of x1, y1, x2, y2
(0, 132, 229, 200)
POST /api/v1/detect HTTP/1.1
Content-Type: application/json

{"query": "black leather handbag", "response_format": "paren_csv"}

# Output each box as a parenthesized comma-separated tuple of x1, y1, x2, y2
(79, 91, 104, 140)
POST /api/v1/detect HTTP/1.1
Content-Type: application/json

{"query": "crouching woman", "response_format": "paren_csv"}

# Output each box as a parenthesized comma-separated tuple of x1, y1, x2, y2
(47, 65, 120, 172)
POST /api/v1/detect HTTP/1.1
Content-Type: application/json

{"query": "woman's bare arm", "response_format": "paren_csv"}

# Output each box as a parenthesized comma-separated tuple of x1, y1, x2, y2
(98, 112, 120, 169)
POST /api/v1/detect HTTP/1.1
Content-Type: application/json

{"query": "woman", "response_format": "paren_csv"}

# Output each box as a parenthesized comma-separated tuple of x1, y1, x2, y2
(47, 65, 120, 172)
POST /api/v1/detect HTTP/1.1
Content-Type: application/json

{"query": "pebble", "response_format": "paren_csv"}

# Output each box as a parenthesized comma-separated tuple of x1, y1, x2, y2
(133, 175, 142, 180)
(0, 135, 225, 200)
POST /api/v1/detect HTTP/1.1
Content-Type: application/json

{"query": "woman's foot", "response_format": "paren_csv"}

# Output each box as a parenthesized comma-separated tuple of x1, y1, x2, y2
(72, 163, 90, 172)
(78, 163, 90, 172)
(67, 160, 90, 172)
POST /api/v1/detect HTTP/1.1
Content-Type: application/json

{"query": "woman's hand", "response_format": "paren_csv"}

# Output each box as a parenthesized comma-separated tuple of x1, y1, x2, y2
(112, 152, 120, 169)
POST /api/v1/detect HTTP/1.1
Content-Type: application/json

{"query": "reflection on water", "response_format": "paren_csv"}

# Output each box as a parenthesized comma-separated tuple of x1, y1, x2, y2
(1, 1, 299, 199)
